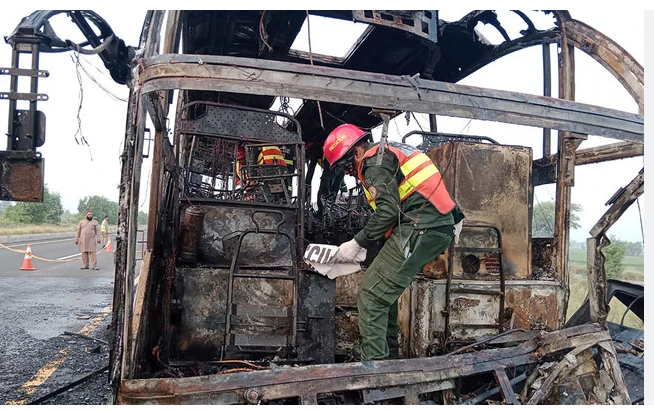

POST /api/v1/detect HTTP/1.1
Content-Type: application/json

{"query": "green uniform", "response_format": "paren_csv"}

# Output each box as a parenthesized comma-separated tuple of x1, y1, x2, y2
(353, 144, 460, 361)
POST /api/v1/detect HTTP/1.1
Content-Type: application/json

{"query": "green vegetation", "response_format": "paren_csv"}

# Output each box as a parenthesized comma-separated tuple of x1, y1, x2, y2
(566, 242, 643, 329)
(0, 190, 147, 236)
(532, 201, 582, 237)
(77, 195, 119, 225)
(2, 185, 63, 224)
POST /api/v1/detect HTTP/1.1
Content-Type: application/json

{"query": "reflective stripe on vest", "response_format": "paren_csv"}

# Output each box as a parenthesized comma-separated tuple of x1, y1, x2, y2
(257, 146, 285, 165)
(357, 142, 455, 214)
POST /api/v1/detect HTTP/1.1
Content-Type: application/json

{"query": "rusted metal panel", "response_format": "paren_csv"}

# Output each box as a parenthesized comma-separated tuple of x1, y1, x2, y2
(0, 153, 43, 202)
(504, 286, 562, 331)
(117, 324, 617, 405)
(411, 279, 564, 349)
(139, 55, 644, 143)
(175, 267, 294, 359)
(429, 141, 533, 280)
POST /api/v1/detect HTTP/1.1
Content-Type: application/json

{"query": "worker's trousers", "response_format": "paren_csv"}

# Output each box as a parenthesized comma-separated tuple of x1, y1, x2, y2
(357, 224, 452, 361)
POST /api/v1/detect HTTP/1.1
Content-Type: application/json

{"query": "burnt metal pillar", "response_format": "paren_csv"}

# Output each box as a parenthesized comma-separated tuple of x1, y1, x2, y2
(587, 169, 644, 326)
(429, 114, 438, 133)
(542, 43, 552, 157)
(554, 18, 581, 329)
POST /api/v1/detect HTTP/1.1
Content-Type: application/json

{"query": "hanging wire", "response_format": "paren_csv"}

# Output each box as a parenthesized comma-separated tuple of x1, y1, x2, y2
(72, 51, 94, 161)
(259, 11, 274, 52)
(74, 55, 127, 102)
(460, 119, 472, 134)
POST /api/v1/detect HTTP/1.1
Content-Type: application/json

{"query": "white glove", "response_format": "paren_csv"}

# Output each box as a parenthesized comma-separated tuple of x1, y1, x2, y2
(453, 221, 463, 244)
(331, 238, 363, 263)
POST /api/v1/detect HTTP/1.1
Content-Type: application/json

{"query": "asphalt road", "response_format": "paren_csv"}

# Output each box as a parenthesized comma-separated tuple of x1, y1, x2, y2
(0, 235, 118, 405)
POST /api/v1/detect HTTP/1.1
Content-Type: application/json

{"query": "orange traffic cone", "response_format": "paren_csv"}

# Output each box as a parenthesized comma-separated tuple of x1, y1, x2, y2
(105, 237, 113, 252)
(19, 244, 36, 271)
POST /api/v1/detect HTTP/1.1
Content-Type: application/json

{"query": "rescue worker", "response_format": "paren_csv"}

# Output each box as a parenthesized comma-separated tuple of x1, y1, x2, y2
(100, 215, 109, 246)
(323, 123, 464, 361)
(234, 146, 248, 189)
(236, 145, 289, 200)
(257, 145, 286, 166)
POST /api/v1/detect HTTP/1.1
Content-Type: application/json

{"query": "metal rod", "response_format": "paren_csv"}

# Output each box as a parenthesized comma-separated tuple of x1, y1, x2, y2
(63, 331, 109, 345)
(27, 365, 109, 405)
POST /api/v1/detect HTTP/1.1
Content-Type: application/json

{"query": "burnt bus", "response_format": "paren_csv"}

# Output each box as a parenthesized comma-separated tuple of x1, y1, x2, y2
(2, 10, 643, 405)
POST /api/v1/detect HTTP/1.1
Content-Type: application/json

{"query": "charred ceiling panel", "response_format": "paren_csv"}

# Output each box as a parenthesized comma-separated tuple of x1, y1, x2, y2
(428, 141, 533, 280)
(180, 10, 307, 110)
(174, 11, 562, 145)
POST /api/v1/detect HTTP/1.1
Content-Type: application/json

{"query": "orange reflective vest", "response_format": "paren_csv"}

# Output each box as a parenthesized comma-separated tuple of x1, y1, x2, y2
(357, 142, 455, 215)
(257, 146, 285, 165)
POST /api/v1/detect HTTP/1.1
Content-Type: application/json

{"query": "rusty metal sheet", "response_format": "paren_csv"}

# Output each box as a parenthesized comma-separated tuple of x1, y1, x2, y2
(429, 141, 533, 280)
(505, 286, 562, 331)
(420, 280, 563, 349)
(118, 324, 615, 405)
(0, 153, 43, 202)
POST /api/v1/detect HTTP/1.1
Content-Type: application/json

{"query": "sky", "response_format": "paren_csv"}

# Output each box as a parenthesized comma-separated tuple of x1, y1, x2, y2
(0, 6, 647, 245)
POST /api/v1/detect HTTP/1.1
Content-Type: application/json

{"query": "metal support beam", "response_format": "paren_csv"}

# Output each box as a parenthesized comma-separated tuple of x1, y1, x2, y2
(137, 54, 643, 143)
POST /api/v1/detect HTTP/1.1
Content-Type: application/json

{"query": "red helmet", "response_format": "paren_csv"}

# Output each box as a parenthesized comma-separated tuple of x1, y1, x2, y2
(236, 147, 246, 160)
(323, 124, 369, 169)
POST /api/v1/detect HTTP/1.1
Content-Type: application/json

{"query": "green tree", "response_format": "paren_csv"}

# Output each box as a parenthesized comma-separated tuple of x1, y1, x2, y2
(603, 236, 626, 279)
(532, 201, 582, 237)
(138, 211, 149, 225)
(3, 186, 63, 224)
(623, 241, 643, 257)
(0, 201, 12, 217)
(77, 195, 119, 224)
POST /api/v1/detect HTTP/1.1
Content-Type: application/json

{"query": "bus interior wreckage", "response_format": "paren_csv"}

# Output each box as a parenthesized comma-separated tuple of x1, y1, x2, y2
(0, 10, 644, 405)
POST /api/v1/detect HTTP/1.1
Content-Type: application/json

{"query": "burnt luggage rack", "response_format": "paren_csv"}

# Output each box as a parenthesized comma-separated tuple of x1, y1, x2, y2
(221, 210, 298, 360)
(443, 223, 506, 347)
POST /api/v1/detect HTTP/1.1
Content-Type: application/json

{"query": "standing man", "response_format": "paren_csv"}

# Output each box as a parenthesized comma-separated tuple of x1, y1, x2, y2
(76, 209, 101, 270)
(100, 215, 109, 246)
(323, 124, 464, 361)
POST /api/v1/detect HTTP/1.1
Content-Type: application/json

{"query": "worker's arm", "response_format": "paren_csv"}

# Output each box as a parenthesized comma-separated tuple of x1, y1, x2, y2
(354, 159, 401, 248)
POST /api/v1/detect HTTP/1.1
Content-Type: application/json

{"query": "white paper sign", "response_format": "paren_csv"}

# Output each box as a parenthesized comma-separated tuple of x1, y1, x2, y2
(303, 243, 366, 280)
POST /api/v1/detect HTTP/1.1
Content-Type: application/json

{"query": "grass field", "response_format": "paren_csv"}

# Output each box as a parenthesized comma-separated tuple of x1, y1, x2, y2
(568, 247, 644, 278)
(566, 247, 644, 329)
(0, 221, 77, 236)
